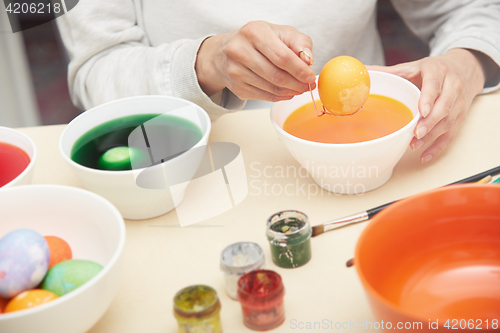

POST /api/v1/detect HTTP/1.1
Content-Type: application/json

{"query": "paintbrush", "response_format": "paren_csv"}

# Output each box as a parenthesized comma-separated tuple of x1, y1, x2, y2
(344, 173, 496, 268)
(312, 165, 500, 237)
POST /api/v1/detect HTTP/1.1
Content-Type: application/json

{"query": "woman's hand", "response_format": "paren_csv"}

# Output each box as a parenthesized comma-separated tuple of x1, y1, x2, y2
(195, 21, 316, 102)
(368, 48, 491, 163)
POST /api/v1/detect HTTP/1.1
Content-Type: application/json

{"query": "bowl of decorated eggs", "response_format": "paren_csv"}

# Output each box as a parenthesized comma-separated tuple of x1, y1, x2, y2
(271, 56, 420, 194)
(59, 95, 211, 220)
(0, 126, 36, 189)
(0, 185, 125, 333)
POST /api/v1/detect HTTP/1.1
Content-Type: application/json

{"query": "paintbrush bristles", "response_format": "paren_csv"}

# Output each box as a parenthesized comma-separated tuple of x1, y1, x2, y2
(346, 258, 354, 268)
(311, 224, 324, 237)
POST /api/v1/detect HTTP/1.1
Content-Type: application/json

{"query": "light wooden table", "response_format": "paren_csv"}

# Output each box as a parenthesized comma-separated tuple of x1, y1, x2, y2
(19, 90, 500, 332)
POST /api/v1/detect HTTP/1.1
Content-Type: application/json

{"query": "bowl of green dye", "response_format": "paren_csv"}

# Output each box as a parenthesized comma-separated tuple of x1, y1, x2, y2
(59, 96, 211, 220)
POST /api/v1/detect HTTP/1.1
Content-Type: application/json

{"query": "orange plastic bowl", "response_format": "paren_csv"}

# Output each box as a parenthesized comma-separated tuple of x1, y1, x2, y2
(355, 184, 500, 332)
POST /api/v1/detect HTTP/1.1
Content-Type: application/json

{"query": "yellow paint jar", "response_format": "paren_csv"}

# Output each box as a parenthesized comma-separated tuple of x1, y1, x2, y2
(173, 285, 222, 333)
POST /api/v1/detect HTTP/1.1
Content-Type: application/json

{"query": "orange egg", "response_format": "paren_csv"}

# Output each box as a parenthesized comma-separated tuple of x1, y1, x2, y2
(5, 289, 58, 313)
(44, 236, 73, 269)
(318, 56, 370, 116)
(0, 297, 9, 314)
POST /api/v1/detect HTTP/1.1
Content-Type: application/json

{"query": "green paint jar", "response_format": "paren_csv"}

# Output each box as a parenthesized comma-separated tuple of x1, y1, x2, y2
(266, 210, 312, 268)
(173, 285, 222, 333)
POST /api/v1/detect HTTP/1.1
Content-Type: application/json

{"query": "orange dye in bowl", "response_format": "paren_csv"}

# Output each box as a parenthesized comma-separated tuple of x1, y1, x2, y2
(0, 142, 30, 187)
(283, 94, 413, 144)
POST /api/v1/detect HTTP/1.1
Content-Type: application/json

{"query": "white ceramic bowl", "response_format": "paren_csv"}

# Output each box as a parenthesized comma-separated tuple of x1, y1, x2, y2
(59, 96, 211, 220)
(0, 185, 125, 333)
(0, 126, 36, 188)
(271, 71, 420, 194)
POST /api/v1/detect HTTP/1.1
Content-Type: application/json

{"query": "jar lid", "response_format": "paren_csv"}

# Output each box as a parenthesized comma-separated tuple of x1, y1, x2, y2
(173, 285, 221, 318)
(237, 269, 284, 300)
(220, 242, 265, 274)
(266, 210, 311, 241)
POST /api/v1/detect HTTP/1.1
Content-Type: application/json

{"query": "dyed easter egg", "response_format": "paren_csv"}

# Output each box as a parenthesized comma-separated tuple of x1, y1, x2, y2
(97, 146, 149, 171)
(41, 260, 103, 296)
(5, 289, 58, 313)
(44, 236, 73, 269)
(0, 229, 50, 298)
(0, 297, 9, 314)
(318, 55, 370, 116)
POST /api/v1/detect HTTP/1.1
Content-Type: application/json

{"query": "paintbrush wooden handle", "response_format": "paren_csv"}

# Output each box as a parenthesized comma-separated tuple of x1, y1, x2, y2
(322, 211, 370, 233)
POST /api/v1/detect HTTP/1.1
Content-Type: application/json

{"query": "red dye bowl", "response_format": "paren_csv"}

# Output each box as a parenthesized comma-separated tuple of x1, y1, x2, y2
(0, 126, 36, 188)
(355, 184, 500, 332)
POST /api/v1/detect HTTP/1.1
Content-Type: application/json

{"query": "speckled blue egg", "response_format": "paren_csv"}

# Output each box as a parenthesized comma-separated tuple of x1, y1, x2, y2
(0, 229, 50, 298)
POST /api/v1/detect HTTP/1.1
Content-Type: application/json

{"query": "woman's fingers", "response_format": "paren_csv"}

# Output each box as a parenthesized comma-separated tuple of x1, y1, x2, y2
(369, 61, 441, 120)
(203, 21, 316, 102)
(415, 73, 458, 140)
(243, 48, 311, 94)
(366, 50, 488, 164)
(411, 108, 460, 151)
(366, 62, 416, 78)
(411, 89, 466, 164)
(242, 22, 316, 85)
(365, 62, 422, 87)
(419, 110, 466, 163)
(418, 61, 446, 118)
(299, 48, 314, 66)
(277, 25, 315, 68)
(235, 81, 296, 103)
(225, 62, 301, 100)
(410, 67, 463, 163)
(224, 40, 309, 98)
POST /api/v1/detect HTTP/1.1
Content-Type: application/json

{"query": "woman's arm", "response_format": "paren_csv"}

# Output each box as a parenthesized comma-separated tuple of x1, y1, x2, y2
(56, 0, 245, 120)
(57, 2, 316, 120)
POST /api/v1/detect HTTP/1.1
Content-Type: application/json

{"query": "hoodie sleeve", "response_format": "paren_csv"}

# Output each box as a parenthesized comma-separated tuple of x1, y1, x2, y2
(55, 0, 245, 120)
(391, 0, 500, 93)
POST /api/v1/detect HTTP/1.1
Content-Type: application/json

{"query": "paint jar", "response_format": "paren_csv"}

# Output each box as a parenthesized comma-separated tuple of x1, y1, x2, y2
(220, 242, 266, 300)
(237, 269, 285, 331)
(266, 210, 312, 268)
(173, 285, 222, 333)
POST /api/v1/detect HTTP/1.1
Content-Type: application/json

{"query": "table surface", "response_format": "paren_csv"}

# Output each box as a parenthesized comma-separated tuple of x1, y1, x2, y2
(19, 90, 500, 333)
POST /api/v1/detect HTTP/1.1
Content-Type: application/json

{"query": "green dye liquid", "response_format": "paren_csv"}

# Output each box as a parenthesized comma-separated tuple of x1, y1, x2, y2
(268, 217, 312, 268)
(71, 114, 203, 170)
(270, 218, 305, 234)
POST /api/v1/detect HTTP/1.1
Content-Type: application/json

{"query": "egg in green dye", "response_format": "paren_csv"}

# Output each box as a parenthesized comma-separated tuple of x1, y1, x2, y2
(41, 259, 103, 296)
(71, 113, 203, 171)
(97, 146, 150, 170)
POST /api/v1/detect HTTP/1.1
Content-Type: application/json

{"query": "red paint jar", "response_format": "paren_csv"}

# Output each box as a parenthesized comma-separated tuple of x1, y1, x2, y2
(237, 269, 285, 331)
